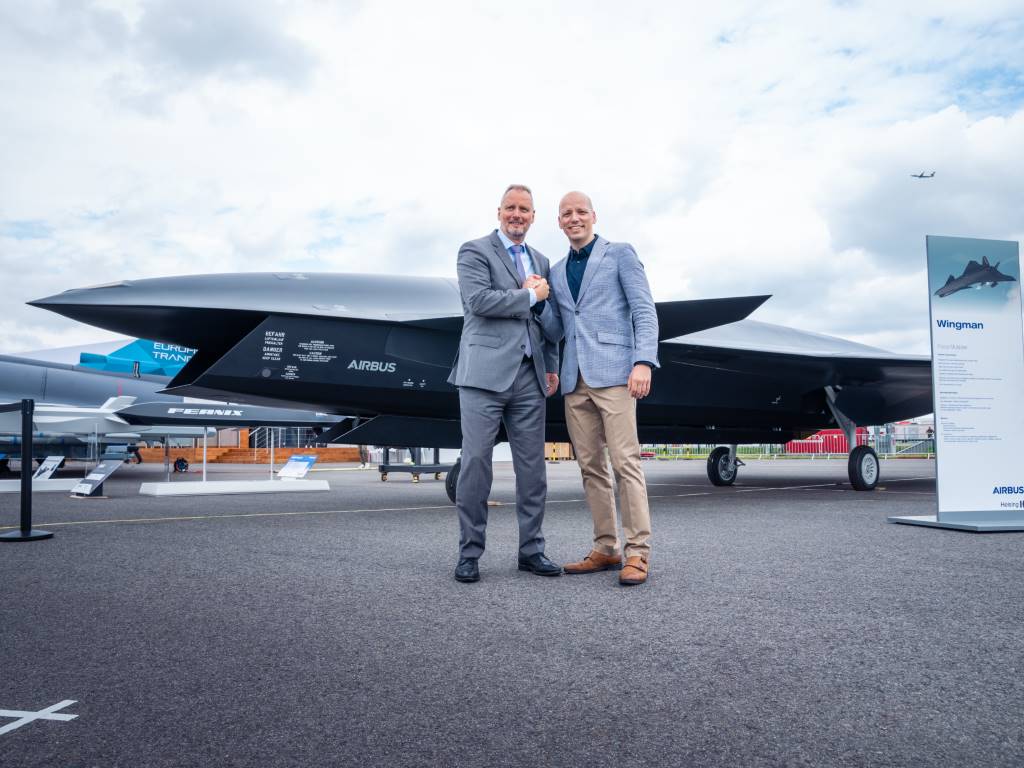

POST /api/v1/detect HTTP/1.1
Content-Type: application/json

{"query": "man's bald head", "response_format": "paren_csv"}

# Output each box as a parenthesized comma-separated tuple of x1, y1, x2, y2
(559, 191, 594, 212)
(558, 191, 597, 249)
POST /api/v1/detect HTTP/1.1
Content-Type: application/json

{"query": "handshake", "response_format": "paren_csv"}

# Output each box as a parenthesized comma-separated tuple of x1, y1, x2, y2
(523, 274, 550, 301)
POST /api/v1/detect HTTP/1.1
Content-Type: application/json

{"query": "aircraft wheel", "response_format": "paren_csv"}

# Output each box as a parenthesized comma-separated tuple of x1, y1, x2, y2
(412, 474, 420, 483)
(434, 472, 442, 481)
(707, 446, 737, 486)
(445, 459, 461, 503)
(381, 473, 388, 482)
(848, 445, 879, 491)
(173, 457, 189, 473)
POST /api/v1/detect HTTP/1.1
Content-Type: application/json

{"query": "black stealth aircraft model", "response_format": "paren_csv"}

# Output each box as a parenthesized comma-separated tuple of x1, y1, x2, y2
(31, 272, 933, 497)
(934, 255, 1017, 297)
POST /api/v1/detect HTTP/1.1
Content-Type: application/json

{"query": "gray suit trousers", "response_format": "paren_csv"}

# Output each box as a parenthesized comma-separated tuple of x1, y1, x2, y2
(456, 358, 547, 559)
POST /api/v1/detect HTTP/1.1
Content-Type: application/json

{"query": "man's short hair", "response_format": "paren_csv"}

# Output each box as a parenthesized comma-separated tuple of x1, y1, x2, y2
(502, 184, 533, 203)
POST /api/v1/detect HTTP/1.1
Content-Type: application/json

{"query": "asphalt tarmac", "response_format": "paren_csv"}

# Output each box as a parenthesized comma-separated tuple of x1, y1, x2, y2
(2, 457, 1022, 768)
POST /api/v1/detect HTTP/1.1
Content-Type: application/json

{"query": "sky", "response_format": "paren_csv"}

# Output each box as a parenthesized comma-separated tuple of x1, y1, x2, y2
(2, 0, 1023, 355)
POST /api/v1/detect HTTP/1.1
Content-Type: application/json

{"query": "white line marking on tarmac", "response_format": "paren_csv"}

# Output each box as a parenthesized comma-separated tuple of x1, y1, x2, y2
(0, 700, 78, 736)
(734, 482, 840, 492)
(646, 482, 711, 487)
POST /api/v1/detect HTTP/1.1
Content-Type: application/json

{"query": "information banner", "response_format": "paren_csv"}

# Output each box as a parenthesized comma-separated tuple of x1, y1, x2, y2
(926, 235, 1024, 519)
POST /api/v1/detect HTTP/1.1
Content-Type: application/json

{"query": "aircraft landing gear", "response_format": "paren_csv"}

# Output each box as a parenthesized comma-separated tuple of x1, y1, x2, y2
(707, 445, 741, 486)
(825, 385, 881, 492)
(445, 458, 461, 503)
(848, 445, 880, 491)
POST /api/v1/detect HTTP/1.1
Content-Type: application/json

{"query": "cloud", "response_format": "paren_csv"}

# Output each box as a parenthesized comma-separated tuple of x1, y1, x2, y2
(134, 0, 316, 86)
(2, 0, 1023, 362)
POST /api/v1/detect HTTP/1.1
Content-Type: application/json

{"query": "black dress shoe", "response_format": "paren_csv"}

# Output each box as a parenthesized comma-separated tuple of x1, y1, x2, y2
(517, 552, 563, 577)
(454, 557, 480, 583)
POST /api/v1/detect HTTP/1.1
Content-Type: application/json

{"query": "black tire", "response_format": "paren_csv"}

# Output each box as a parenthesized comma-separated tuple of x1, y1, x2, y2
(707, 446, 737, 486)
(848, 445, 879, 491)
(173, 457, 189, 473)
(445, 459, 461, 503)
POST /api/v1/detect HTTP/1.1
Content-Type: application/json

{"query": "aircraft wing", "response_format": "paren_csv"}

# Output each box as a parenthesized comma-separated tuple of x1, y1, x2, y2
(662, 319, 932, 426)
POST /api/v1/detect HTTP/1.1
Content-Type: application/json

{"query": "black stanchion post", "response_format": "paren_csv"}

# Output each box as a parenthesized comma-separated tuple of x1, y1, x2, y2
(1, 398, 53, 542)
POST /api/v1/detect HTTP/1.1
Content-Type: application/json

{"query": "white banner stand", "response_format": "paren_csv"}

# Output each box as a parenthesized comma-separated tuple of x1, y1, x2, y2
(890, 235, 1024, 531)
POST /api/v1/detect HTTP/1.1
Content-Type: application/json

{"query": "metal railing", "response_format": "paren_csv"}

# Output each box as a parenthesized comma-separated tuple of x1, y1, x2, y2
(643, 437, 935, 460)
(249, 427, 323, 451)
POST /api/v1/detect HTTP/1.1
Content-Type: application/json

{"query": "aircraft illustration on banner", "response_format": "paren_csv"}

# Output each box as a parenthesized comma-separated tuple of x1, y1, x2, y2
(934, 255, 1017, 298)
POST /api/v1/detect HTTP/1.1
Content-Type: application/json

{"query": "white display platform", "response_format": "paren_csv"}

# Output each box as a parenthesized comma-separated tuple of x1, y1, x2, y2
(0, 479, 79, 493)
(139, 480, 330, 497)
(888, 513, 1024, 532)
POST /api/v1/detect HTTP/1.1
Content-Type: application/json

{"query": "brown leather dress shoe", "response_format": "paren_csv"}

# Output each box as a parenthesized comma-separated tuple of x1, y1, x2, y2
(619, 556, 649, 586)
(563, 550, 623, 574)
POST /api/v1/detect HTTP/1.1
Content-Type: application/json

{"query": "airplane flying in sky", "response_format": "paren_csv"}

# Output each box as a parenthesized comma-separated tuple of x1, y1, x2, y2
(911, 171, 936, 178)
(31, 273, 933, 495)
(934, 255, 1017, 297)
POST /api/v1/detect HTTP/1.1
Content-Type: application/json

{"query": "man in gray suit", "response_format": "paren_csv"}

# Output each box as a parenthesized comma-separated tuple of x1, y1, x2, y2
(447, 184, 562, 583)
(536, 191, 659, 586)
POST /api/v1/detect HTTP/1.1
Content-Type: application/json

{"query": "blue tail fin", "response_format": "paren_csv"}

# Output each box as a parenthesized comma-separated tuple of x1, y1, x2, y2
(78, 339, 196, 377)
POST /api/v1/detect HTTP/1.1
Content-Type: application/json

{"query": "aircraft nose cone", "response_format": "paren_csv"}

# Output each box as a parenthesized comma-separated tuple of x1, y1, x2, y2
(30, 280, 134, 309)
(28, 276, 207, 345)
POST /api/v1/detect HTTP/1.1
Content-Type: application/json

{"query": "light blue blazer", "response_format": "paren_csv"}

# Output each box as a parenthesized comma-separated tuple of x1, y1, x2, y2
(540, 237, 659, 395)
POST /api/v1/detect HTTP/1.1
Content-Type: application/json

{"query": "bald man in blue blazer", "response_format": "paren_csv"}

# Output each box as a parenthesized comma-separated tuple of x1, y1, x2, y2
(536, 191, 659, 586)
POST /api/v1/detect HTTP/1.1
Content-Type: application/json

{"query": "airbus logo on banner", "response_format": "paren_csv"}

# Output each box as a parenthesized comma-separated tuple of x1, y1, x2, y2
(348, 360, 397, 372)
(992, 485, 1024, 495)
(167, 408, 244, 416)
(993, 486, 1024, 509)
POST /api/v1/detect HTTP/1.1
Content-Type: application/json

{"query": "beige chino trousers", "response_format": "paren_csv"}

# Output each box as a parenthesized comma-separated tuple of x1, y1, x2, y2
(564, 376, 651, 559)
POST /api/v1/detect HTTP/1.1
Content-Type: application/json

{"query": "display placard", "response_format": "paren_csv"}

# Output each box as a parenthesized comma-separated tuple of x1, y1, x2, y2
(277, 455, 318, 480)
(926, 235, 1024, 521)
(32, 456, 64, 480)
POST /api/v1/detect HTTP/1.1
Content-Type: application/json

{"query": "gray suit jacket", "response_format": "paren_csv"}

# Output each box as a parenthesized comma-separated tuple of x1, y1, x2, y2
(541, 237, 659, 395)
(448, 231, 558, 393)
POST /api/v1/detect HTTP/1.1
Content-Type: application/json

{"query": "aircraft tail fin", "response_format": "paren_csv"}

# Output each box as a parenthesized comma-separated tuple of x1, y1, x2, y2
(99, 395, 137, 411)
(79, 338, 196, 377)
(982, 255, 991, 267)
(655, 295, 770, 340)
(389, 297, 773, 339)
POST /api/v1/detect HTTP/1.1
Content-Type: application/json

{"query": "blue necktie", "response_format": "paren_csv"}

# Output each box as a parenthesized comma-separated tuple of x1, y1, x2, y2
(510, 244, 527, 282)
(510, 245, 531, 357)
